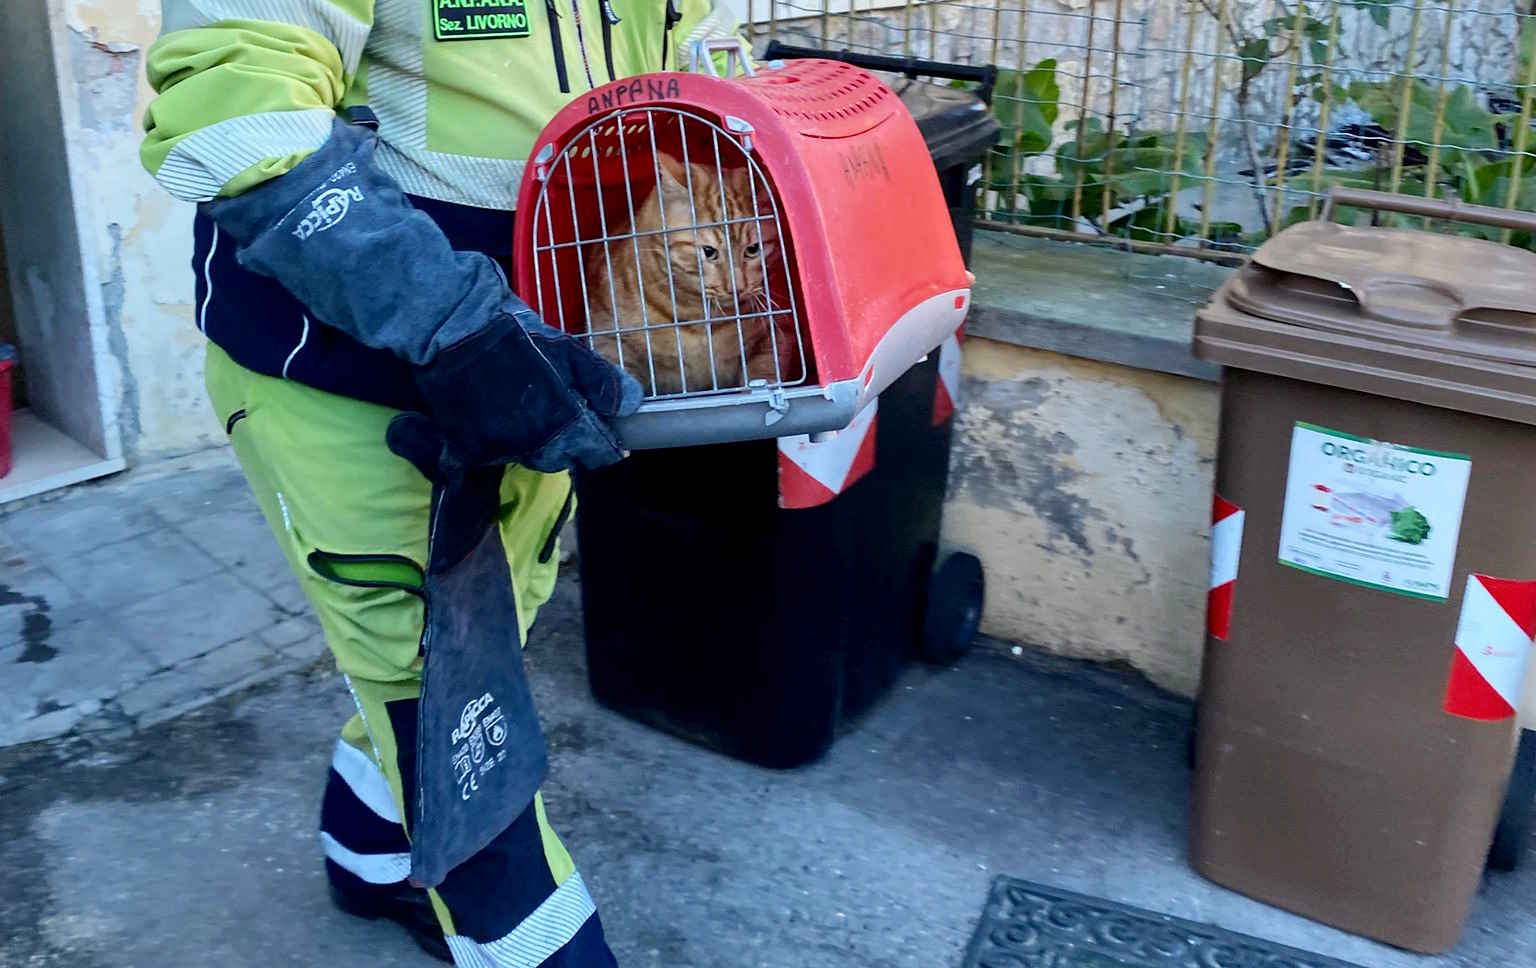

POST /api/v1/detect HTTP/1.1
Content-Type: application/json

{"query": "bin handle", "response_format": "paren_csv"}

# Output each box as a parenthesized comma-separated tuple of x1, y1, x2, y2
(689, 38, 755, 78)
(761, 41, 998, 105)
(1322, 187, 1536, 235)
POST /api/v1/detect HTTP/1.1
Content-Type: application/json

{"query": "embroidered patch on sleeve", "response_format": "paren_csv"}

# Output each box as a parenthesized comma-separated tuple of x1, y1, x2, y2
(435, 0, 533, 40)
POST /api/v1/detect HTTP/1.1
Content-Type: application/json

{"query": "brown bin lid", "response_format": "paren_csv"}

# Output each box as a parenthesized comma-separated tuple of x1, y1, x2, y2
(1195, 215, 1536, 426)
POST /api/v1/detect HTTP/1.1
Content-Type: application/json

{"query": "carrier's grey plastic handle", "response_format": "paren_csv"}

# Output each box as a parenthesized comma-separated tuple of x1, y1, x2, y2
(612, 380, 863, 450)
(1322, 187, 1536, 234)
(688, 38, 755, 78)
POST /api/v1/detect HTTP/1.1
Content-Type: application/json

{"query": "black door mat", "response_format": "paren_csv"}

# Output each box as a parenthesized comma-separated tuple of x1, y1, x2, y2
(961, 877, 1365, 968)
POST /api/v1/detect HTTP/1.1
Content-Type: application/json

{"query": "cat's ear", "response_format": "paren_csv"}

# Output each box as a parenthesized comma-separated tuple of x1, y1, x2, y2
(690, 163, 720, 191)
(729, 166, 774, 213)
(654, 152, 689, 192)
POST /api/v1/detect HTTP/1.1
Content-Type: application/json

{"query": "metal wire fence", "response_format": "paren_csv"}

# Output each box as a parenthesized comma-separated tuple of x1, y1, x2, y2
(748, 1, 1536, 257)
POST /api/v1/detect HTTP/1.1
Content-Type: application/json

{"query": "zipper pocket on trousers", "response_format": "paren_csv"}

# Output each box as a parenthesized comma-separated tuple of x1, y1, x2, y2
(545, 0, 570, 93)
(307, 550, 426, 597)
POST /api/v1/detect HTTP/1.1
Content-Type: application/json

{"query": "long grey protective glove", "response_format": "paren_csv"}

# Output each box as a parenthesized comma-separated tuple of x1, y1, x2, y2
(204, 117, 642, 472)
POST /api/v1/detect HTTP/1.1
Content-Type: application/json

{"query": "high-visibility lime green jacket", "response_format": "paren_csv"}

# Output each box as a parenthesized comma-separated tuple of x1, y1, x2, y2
(142, 0, 745, 211)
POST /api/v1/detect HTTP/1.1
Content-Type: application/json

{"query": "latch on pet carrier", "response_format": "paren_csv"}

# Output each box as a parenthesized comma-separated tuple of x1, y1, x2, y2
(515, 55, 973, 449)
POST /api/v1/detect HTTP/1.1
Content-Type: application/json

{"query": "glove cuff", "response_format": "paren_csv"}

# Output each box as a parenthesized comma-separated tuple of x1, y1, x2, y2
(204, 116, 505, 367)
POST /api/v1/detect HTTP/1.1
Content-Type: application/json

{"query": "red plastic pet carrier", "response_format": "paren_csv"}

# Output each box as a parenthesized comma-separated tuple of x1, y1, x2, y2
(513, 56, 973, 448)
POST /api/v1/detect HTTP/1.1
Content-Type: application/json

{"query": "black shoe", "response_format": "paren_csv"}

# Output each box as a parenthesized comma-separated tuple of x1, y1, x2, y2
(327, 863, 453, 963)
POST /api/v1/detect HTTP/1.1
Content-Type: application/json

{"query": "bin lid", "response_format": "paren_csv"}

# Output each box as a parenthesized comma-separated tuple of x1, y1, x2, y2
(889, 78, 1000, 172)
(1195, 219, 1536, 426)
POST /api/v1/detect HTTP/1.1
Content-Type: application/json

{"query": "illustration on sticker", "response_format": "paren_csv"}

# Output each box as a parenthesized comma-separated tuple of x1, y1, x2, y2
(1278, 423, 1470, 601)
(1307, 484, 1432, 545)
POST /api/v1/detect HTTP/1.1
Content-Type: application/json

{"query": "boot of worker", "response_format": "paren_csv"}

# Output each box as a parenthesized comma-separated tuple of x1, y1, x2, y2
(327, 858, 453, 963)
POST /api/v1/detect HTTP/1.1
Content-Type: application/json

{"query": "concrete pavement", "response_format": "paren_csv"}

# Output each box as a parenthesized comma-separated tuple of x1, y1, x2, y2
(3, 574, 1533, 967)
(2, 453, 1533, 967)
(0, 450, 326, 747)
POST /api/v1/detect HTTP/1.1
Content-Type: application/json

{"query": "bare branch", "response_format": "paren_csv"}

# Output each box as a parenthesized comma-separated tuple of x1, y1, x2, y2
(1193, 0, 1279, 236)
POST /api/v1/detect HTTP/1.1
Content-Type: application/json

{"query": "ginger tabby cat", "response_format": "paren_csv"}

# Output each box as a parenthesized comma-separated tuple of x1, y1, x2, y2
(584, 152, 798, 396)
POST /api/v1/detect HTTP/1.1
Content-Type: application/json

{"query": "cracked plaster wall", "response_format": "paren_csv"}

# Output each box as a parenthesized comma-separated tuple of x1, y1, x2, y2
(941, 339, 1220, 698)
(41, 0, 216, 458)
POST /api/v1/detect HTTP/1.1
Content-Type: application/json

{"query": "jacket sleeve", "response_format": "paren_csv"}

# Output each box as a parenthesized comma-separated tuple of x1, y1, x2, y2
(139, 1, 498, 368)
(673, 0, 752, 74)
(141, 0, 375, 201)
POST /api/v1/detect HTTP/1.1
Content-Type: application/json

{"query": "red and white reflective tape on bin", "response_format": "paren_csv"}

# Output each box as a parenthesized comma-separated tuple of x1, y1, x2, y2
(777, 400, 879, 510)
(932, 327, 963, 427)
(1443, 574, 1536, 721)
(1207, 496, 1245, 641)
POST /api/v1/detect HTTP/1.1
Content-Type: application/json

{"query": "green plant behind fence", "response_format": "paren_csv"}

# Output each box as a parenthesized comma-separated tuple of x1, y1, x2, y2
(754, 1, 1536, 256)
(965, 3, 1536, 253)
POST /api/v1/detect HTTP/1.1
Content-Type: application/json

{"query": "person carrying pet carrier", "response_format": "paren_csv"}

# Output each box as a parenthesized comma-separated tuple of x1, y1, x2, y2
(139, 0, 746, 962)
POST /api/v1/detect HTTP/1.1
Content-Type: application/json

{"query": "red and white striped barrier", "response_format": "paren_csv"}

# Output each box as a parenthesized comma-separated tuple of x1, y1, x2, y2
(1444, 574, 1536, 721)
(932, 327, 963, 427)
(777, 399, 879, 510)
(1208, 496, 1245, 642)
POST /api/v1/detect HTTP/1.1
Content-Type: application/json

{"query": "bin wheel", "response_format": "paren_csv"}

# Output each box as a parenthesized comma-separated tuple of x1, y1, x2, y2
(921, 552, 985, 665)
(1488, 728, 1536, 873)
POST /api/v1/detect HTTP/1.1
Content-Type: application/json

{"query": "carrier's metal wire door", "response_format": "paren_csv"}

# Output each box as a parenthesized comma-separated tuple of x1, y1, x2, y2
(529, 108, 810, 411)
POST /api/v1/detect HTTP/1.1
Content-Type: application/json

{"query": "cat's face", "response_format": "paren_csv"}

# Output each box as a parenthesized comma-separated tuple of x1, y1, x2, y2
(650, 154, 781, 313)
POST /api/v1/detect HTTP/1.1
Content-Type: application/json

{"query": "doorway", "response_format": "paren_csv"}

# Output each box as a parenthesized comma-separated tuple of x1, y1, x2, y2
(0, 0, 127, 503)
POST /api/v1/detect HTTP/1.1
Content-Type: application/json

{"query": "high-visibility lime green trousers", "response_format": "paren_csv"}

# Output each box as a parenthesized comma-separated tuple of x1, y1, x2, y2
(204, 342, 616, 965)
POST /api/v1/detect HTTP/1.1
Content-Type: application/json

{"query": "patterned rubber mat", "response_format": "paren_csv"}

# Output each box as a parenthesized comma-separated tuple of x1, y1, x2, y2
(961, 877, 1365, 968)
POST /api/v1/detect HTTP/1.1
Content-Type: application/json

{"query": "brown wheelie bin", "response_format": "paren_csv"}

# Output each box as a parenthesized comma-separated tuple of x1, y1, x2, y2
(1190, 188, 1536, 953)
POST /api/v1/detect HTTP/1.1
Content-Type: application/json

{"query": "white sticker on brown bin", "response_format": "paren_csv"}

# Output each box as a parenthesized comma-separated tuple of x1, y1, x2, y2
(1276, 422, 1471, 602)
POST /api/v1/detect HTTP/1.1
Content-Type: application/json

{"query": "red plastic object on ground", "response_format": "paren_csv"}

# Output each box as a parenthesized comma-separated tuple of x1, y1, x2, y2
(514, 58, 972, 449)
(0, 345, 14, 479)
